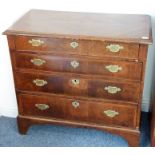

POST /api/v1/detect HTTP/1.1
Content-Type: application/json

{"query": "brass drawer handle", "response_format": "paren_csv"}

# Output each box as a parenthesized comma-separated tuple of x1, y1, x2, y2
(70, 41, 78, 49)
(33, 79, 47, 87)
(105, 65, 122, 73)
(28, 39, 44, 47)
(35, 104, 49, 110)
(71, 79, 80, 85)
(106, 44, 124, 53)
(31, 58, 46, 66)
(70, 60, 79, 68)
(103, 110, 119, 118)
(104, 86, 121, 94)
(72, 101, 80, 108)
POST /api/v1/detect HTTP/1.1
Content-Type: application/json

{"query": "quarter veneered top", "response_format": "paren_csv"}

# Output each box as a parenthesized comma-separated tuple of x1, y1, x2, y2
(4, 9, 152, 44)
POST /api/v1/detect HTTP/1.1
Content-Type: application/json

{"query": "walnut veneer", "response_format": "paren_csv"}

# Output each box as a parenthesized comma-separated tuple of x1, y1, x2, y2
(4, 9, 152, 146)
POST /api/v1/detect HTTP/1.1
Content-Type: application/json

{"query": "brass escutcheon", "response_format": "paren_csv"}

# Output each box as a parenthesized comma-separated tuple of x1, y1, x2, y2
(35, 104, 49, 110)
(33, 79, 47, 87)
(103, 110, 119, 118)
(106, 44, 124, 53)
(104, 86, 121, 94)
(72, 101, 80, 108)
(70, 60, 79, 68)
(31, 58, 46, 66)
(105, 65, 122, 73)
(70, 41, 78, 49)
(28, 39, 44, 47)
(71, 79, 80, 85)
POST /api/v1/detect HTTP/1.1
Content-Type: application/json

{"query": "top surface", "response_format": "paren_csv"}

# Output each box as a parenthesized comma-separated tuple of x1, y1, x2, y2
(4, 9, 153, 44)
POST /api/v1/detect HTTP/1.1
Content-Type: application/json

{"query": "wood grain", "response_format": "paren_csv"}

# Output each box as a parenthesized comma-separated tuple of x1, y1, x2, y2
(14, 52, 142, 80)
(15, 71, 141, 102)
(17, 93, 137, 128)
(3, 9, 152, 44)
(14, 36, 140, 59)
(4, 10, 152, 147)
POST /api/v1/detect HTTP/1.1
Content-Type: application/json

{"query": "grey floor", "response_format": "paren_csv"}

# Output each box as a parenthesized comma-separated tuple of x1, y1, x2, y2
(0, 112, 150, 147)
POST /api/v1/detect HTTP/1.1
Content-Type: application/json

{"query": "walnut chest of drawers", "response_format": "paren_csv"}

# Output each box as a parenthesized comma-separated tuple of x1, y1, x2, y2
(4, 9, 152, 146)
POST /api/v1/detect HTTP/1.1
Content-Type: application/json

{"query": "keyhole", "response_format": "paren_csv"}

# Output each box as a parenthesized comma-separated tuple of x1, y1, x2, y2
(71, 79, 80, 85)
(72, 101, 80, 108)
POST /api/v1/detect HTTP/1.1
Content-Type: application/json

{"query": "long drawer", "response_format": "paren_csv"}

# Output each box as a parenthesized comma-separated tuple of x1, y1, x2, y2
(17, 93, 137, 128)
(15, 36, 139, 59)
(14, 53, 142, 80)
(15, 71, 140, 102)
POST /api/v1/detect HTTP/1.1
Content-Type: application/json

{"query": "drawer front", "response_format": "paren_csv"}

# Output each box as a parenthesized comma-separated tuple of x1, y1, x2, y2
(17, 93, 88, 121)
(17, 93, 137, 128)
(14, 53, 142, 80)
(91, 41, 139, 59)
(89, 101, 137, 128)
(15, 72, 140, 102)
(15, 36, 139, 59)
(15, 36, 89, 55)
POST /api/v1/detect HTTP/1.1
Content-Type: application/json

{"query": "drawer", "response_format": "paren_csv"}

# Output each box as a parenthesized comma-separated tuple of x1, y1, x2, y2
(15, 36, 139, 59)
(15, 72, 140, 102)
(15, 36, 90, 55)
(17, 93, 88, 121)
(14, 53, 142, 80)
(90, 41, 139, 59)
(17, 93, 137, 128)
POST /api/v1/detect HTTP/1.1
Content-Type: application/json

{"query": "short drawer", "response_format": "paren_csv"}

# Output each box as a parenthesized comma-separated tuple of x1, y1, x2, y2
(90, 41, 139, 59)
(15, 36, 89, 55)
(14, 53, 142, 80)
(17, 93, 137, 128)
(15, 36, 139, 59)
(15, 72, 140, 102)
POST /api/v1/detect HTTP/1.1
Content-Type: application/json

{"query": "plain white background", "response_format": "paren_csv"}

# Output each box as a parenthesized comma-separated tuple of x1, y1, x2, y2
(0, 0, 155, 117)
